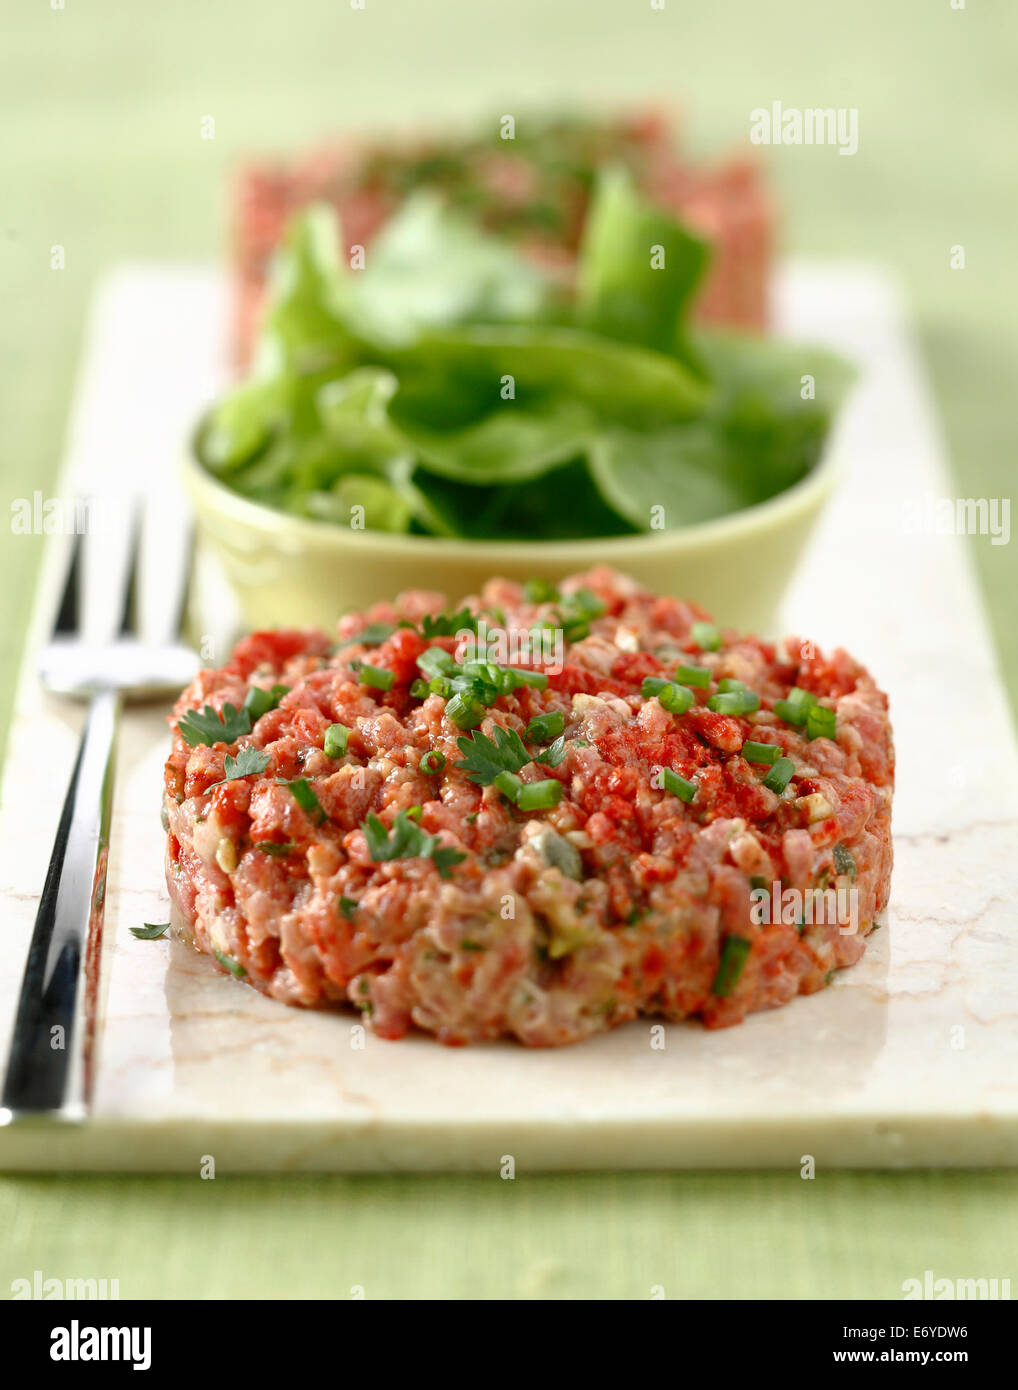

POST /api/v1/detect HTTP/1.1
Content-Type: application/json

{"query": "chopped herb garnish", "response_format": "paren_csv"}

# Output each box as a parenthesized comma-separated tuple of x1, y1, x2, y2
(742, 740, 780, 765)
(445, 690, 485, 728)
(515, 778, 563, 811)
(242, 683, 290, 721)
(417, 646, 458, 679)
(494, 770, 525, 802)
(707, 689, 760, 716)
(691, 621, 721, 651)
(762, 756, 796, 794)
(524, 578, 560, 604)
(339, 895, 358, 920)
(460, 938, 485, 951)
(662, 767, 697, 803)
(454, 725, 530, 785)
(359, 664, 395, 692)
(526, 710, 565, 743)
(361, 808, 466, 878)
(832, 842, 857, 880)
(641, 676, 670, 698)
(207, 745, 270, 789)
(276, 776, 327, 823)
(324, 723, 350, 758)
(215, 950, 247, 978)
(658, 683, 694, 715)
(421, 607, 479, 638)
(130, 921, 169, 940)
(177, 702, 251, 748)
(420, 749, 447, 774)
(535, 734, 568, 767)
(502, 666, 549, 691)
(254, 841, 294, 856)
(774, 687, 817, 726)
(712, 935, 751, 996)
(410, 677, 431, 699)
(806, 705, 837, 741)
(338, 621, 396, 648)
(716, 678, 746, 693)
(675, 663, 711, 688)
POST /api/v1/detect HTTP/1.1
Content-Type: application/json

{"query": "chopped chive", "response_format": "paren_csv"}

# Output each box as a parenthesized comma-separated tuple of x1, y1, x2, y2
(806, 705, 837, 741)
(675, 663, 710, 688)
(428, 675, 454, 698)
(774, 687, 817, 726)
(254, 841, 294, 856)
(691, 621, 721, 651)
(707, 689, 761, 715)
(214, 950, 246, 978)
(406, 804, 423, 822)
(515, 779, 563, 811)
(658, 683, 694, 715)
(524, 578, 559, 604)
(339, 895, 358, 921)
(417, 647, 457, 679)
(640, 676, 670, 698)
(712, 936, 751, 997)
(324, 723, 350, 758)
(716, 678, 746, 693)
(445, 691, 485, 729)
(494, 770, 525, 801)
(661, 767, 697, 803)
(410, 678, 431, 699)
(742, 740, 780, 765)
(832, 842, 857, 880)
(504, 666, 549, 690)
(242, 683, 289, 721)
(359, 664, 395, 692)
(420, 750, 446, 774)
(762, 756, 796, 794)
(277, 776, 327, 823)
(526, 710, 566, 742)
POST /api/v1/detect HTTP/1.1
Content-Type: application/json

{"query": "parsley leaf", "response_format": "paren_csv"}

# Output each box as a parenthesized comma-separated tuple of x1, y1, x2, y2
(177, 702, 252, 748)
(361, 809, 466, 879)
(453, 725, 530, 786)
(207, 745, 270, 789)
(130, 921, 170, 940)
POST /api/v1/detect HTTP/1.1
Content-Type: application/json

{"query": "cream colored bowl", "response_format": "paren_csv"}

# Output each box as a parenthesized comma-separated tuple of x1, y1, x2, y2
(180, 444, 838, 634)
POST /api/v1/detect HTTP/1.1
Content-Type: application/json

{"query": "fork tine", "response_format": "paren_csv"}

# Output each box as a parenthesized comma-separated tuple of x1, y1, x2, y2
(53, 526, 82, 636)
(79, 491, 139, 647)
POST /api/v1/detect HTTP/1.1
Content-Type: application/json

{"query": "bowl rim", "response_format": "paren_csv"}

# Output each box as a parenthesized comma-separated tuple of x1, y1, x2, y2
(180, 430, 840, 561)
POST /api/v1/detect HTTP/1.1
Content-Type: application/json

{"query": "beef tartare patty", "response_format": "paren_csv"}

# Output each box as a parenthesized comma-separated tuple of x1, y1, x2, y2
(163, 569, 893, 1046)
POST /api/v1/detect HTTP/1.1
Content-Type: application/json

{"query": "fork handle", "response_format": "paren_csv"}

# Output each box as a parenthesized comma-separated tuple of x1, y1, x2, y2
(1, 688, 120, 1119)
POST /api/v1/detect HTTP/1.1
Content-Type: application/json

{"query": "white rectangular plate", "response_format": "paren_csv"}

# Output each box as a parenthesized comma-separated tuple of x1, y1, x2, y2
(2, 263, 1016, 1172)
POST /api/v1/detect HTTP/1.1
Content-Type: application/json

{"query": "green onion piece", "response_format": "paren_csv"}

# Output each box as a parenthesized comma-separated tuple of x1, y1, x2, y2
(806, 705, 837, 741)
(524, 578, 559, 604)
(504, 667, 548, 690)
(774, 687, 817, 726)
(417, 647, 457, 679)
(428, 676, 454, 698)
(445, 691, 485, 729)
(675, 663, 710, 688)
(762, 756, 795, 793)
(641, 676, 670, 698)
(339, 895, 358, 921)
(215, 950, 247, 979)
(707, 689, 761, 715)
(515, 778, 563, 811)
(406, 804, 423, 822)
(360, 664, 395, 692)
(242, 683, 289, 721)
(716, 678, 747, 693)
(691, 621, 722, 651)
(832, 842, 857, 880)
(658, 683, 694, 716)
(278, 776, 327, 823)
(324, 724, 350, 758)
(494, 770, 525, 802)
(712, 936, 751, 997)
(662, 767, 697, 803)
(742, 740, 780, 765)
(526, 710, 566, 742)
(410, 678, 431, 699)
(420, 750, 446, 774)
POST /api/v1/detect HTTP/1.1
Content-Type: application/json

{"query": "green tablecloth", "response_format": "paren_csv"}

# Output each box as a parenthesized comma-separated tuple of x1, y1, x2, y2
(1, 0, 1015, 1300)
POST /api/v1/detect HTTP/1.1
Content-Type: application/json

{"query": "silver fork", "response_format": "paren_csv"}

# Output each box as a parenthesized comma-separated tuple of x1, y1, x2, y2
(0, 491, 197, 1123)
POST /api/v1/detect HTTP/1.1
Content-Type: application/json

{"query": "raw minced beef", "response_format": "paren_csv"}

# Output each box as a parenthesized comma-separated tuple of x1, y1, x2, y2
(163, 567, 893, 1046)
